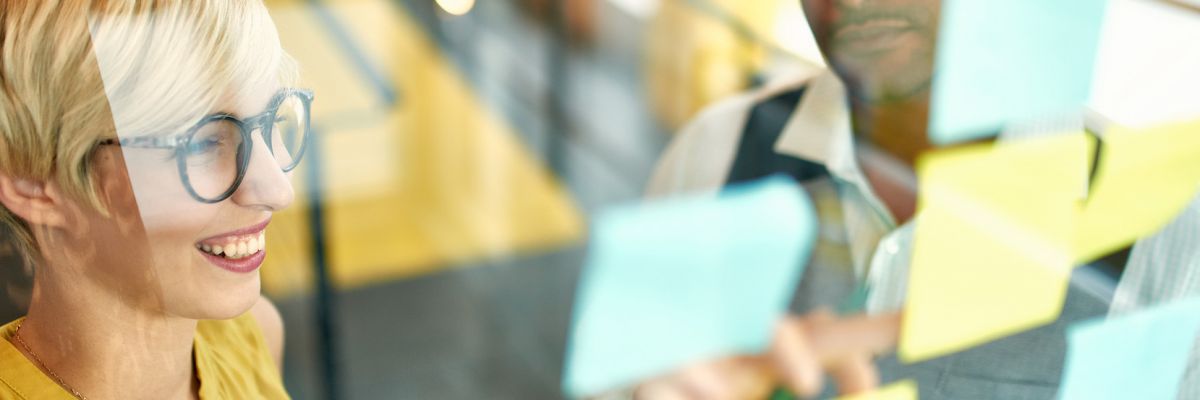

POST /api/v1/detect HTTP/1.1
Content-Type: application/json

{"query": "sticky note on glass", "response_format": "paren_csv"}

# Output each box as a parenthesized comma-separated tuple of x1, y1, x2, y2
(1059, 297, 1200, 400)
(562, 176, 818, 397)
(834, 380, 918, 400)
(901, 134, 1092, 362)
(929, 0, 1109, 145)
(902, 121, 1200, 362)
(1073, 119, 1200, 261)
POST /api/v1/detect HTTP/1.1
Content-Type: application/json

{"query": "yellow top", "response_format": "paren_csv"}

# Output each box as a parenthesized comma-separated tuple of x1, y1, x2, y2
(0, 312, 290, 399)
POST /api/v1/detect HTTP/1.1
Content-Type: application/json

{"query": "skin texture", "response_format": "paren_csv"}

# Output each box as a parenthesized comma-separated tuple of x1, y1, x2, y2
(640, 1, 941, 398)
(804, 0, 941, 165)
(0, 77, 293, 400)
(638, 312, 902, 399)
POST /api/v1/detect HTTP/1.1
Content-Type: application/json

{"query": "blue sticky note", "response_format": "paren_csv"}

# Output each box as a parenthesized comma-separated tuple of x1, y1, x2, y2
(929, 0, 1109, 145)
(1059, 297, 1200, 400)
(561, 176, 818, 397)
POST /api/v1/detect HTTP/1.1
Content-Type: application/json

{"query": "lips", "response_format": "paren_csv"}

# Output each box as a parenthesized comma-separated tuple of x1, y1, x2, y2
(832, 18, 917, 53)
(837, 18, 913, 40)
(195, 218, 270, 273)
(198, 218, 271, 243)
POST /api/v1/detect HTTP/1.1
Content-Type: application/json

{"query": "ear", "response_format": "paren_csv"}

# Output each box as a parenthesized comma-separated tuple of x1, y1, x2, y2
(0, 172, 70, 228)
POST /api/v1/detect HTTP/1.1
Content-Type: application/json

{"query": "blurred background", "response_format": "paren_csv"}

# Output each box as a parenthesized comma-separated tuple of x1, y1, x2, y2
(0, 0, 824, 397)
(0, 0, 817, 398)
(1, 0, 1195, 399)
(248, 0, 819, 398)
(247, 0, 825, 398)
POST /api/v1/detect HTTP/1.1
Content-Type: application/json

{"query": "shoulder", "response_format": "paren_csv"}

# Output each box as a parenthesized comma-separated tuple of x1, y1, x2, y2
(0, 317, 63, 399)
(193, 300, 289, 398)
(644, 90, 757, 199)
(194, 300, 292, 396)
(645, 76, 813, 198)
(248, 295, 285, 370)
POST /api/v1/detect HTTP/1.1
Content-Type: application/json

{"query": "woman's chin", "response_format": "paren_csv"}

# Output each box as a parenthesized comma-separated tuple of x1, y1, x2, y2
(166, 274, 262, 320)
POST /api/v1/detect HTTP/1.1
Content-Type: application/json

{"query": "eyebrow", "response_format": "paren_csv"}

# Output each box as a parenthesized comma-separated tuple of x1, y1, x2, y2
(207, 108, 269, 121)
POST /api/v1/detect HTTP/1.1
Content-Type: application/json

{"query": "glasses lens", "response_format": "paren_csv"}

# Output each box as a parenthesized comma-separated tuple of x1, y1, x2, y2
(183, 118, 245, 200)
(270, 94, 309, 171)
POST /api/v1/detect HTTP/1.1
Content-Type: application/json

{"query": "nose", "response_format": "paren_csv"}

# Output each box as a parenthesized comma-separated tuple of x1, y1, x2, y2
(229, 132, 295, 211)
(838, 0, 864, 8)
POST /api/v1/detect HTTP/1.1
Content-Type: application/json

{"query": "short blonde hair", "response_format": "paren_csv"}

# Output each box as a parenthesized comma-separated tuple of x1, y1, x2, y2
(0, 0, 299, 268)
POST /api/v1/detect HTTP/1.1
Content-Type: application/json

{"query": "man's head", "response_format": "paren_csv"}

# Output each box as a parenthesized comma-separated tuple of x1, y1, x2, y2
(801, 0, 941, 105)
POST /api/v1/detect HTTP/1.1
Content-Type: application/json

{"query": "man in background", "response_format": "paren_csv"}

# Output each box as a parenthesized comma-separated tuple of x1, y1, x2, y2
(639, 0, 1117, 398)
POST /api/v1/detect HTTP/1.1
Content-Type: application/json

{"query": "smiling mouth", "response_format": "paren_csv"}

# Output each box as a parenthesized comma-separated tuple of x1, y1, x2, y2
(194, 218, 271, 260)
(196, 231, 266, 259)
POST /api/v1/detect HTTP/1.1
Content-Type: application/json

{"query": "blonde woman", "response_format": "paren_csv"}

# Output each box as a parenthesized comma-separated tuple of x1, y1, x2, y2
(0, 1, 308, 398)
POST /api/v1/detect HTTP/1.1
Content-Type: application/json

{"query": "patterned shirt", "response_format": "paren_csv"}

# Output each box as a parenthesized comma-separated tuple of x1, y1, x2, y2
(645, 67, 1193, 398)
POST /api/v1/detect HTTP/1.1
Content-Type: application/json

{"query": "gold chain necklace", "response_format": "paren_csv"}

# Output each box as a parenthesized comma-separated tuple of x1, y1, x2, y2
(11, 322, 88, 400)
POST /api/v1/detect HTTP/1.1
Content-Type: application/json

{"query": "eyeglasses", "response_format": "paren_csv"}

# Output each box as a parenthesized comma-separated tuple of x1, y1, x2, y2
(98, 88, 314, 203)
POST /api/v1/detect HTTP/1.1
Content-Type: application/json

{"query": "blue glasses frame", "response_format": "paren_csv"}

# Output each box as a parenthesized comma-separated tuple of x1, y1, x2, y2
(98, 88, 314, 203)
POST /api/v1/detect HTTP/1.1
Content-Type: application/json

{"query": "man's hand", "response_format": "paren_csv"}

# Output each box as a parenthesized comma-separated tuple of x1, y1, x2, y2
(636, 311, 902, 400)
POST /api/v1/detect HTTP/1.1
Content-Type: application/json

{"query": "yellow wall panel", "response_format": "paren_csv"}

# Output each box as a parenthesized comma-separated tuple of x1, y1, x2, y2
(262, 0, 584, 295)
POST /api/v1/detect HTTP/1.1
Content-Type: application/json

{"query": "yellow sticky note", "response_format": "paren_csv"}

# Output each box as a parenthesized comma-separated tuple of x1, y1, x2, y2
(900, 133, 1092, 362)
(834, 380, 918, 400)
(901, 119, 1200, 363)
(1073, 119, 1200, 261)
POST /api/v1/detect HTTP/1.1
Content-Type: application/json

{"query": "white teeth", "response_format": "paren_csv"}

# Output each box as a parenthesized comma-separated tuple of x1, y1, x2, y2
(199, 233, 266, 259)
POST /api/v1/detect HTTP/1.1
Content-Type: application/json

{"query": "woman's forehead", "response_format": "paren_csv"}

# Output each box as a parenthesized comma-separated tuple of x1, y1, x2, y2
(88, 2, 292, 135)
(220, 80, 284, 118)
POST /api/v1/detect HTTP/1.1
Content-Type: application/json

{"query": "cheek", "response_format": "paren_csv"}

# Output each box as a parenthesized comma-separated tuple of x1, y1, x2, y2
(90, 151, 143, 233)
(801, 0, 837, 47)
(119, 154, 219, 241)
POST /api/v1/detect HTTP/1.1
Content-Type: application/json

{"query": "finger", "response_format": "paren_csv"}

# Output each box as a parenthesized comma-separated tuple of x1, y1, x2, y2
(726, 356, 775, 400)
(805, 311, 903, 362)
(827, 353, 879, 395)
(680, 361, 737, 399)
(672, 357, 773, 400)
(636, 379, 692, 400)
(771, 316, 824, 397)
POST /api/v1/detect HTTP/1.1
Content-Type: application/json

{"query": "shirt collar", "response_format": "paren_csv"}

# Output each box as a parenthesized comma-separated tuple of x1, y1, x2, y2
(772, 69, 898, 229)
(773, 70, 852, 168)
